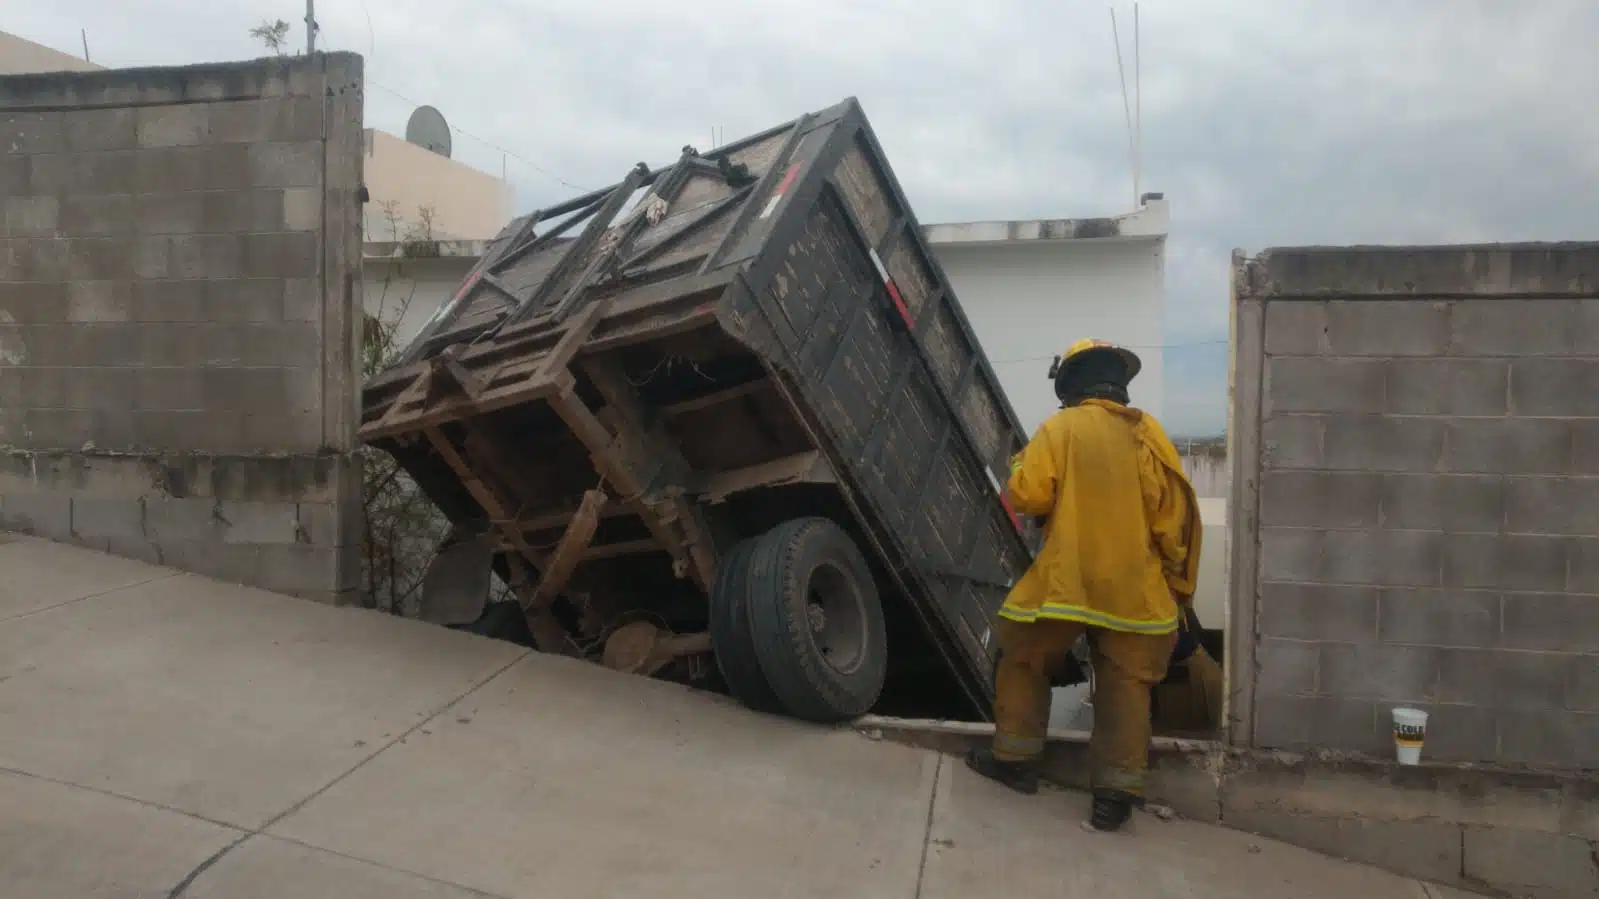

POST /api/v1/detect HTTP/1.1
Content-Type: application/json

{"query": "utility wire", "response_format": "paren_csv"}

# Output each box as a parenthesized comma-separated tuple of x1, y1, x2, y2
(365, 80, 592, 191)
(989, 338, 1227, 366)
(307, 6, 587, 191)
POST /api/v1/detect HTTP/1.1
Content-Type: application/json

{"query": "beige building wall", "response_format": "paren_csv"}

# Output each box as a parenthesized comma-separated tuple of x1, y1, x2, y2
(363, 129, 514, 242)
(0, 30, 101, 75)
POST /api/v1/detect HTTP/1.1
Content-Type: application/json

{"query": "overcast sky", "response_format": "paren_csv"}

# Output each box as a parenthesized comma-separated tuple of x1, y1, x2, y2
(12, 1, 1599, 434)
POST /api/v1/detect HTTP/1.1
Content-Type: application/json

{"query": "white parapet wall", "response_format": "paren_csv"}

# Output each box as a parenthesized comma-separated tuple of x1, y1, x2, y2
(923, 197, 1170, 434)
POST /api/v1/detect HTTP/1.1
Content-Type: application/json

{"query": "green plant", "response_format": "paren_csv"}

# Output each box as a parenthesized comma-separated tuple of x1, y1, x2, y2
(249, 19, 292, 55)
(358, 209, 450, 614)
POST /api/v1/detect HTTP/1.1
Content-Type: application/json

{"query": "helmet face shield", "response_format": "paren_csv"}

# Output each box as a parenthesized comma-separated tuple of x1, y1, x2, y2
(1052, 339, 1142, 406)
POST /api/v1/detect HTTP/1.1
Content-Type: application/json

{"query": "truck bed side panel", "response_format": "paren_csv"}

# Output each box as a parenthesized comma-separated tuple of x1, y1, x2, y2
(720, 111, 1036, 700)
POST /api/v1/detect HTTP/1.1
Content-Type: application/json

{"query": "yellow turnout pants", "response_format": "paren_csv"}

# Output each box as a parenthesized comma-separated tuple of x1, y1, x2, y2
(991, 617, 1175, 797)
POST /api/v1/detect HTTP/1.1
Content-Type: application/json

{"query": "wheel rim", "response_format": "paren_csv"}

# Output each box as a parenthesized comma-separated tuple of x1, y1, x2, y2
(803, 562, 867, 675)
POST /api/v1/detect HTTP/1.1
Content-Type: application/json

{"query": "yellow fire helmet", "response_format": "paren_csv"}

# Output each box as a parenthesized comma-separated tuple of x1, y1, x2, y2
(1048, 338, 1142, 381)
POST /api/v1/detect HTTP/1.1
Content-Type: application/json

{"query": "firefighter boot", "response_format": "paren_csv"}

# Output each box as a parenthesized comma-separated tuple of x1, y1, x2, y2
(964, 747, 1040, 795)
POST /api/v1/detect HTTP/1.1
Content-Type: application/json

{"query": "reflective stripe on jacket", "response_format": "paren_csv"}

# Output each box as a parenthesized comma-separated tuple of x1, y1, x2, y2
(999, 398, 1202, 634)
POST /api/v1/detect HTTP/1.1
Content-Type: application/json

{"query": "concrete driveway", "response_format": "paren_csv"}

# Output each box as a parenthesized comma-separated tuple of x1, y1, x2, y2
(0, 535, 1475, 897)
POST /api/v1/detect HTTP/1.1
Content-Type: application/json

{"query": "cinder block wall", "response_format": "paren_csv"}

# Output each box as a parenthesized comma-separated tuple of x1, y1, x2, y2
(1228, 245, 1599, 769)
(0, 54, 364, 604)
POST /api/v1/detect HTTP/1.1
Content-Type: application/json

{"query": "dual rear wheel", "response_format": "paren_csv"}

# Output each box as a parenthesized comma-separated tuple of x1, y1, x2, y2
(708, 518, 887, 722)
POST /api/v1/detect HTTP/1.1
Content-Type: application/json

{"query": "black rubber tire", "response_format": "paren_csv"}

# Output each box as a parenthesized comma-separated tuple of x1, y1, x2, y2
(746, 518, 887, 722)
(708, 538, 784, 714)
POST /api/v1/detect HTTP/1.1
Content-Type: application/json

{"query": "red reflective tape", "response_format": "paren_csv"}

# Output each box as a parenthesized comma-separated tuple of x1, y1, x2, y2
(987, 459, 1023, 533)
(454, 271, 481, 305)
(439, 270, 482, 318)
(774, 163, 801, 195)
(758, 164, 804, 220)
(998, 491, 1023, 532)
(868, 247, 915, 330)
(885, 278, 915, 330)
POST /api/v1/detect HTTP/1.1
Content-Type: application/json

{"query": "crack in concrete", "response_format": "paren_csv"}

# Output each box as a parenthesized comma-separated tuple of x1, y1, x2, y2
(7, 644, 534, 898)
(264, 833, 516, 899)
(0, 764, 241, 831)
(255, 647, 534, 833)
(0, 572, 181, 625)
(912, 753, 944, 899)
(167, 834, 250, 898)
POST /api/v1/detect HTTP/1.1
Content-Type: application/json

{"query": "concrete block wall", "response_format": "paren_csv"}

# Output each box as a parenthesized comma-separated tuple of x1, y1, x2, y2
(1228, 245, 1599, 769)
(0, 55, 365, 603)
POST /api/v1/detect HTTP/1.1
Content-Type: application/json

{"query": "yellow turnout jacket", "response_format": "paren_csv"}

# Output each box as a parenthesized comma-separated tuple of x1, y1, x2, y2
(999, 398, 1202, 634)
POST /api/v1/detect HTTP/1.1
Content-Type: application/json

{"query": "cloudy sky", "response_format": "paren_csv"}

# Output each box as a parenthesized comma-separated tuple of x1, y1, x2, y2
(12, 0, 1599, 434)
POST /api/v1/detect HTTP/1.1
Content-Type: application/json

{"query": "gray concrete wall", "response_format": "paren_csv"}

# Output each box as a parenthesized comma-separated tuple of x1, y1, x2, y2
(1228, 245, 1599, 770)
(0, 54, 365, 603)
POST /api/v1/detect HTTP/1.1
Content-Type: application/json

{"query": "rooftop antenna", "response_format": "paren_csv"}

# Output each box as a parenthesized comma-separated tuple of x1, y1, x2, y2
(1110, 6, 1138, 208)
(405, 105, 454, 158)
(1134, 2, 1143, 207)
(80, 29, 90, 63)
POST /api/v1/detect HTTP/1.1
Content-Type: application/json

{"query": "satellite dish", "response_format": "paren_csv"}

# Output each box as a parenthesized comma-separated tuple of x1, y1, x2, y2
(405, 105, 453, 158)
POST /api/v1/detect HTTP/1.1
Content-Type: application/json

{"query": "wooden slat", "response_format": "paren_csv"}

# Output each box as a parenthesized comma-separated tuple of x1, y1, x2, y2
(530, 296, 613, 386)
(583, 307, 719, 355)
(461, 429, 543, 503)
(510, 500, 626, 535)
(359, 369, 572, 442)
(478, 271, 522, 303)
(581, 539, 662, 561)
(582, 357, 717, 589)
(503, 554, 579, 657)
(423, 426, 545, 571)
(693, 451, 835, 504)
(365, 312, 587, 440)
(547, 383, 700, 582)
(525, 488, 606, 610)
(369, 368, 434, 437)
(425, 347, 486, 404)
(660, 378, 768, 418)
(369, 269, 729, 391)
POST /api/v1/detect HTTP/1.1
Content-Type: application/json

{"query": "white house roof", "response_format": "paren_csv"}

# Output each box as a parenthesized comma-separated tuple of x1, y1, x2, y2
(923, 195, 1169, 247)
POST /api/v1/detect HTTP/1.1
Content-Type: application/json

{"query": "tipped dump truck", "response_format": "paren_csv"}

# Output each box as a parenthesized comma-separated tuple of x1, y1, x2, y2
(360, 98, 1037, 721)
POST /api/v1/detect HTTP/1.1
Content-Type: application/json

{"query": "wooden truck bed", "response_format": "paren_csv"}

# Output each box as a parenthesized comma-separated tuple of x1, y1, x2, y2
(360, 98, 1036, 719)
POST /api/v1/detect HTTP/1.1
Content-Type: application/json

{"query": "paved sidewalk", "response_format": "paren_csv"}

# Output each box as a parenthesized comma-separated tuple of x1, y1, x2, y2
(0, 536, 1479, 897)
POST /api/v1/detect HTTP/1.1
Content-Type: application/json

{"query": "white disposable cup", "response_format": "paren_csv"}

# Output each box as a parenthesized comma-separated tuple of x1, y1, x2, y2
(1392, 707, 1428, 766)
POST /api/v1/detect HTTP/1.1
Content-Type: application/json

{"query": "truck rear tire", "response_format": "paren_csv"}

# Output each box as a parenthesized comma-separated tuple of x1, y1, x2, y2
(709, 538, 784, 713)
(746, 518, 887, 722)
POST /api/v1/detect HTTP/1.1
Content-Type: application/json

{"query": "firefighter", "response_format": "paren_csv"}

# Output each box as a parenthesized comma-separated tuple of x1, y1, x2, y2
(966, 338, 1202, 833)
